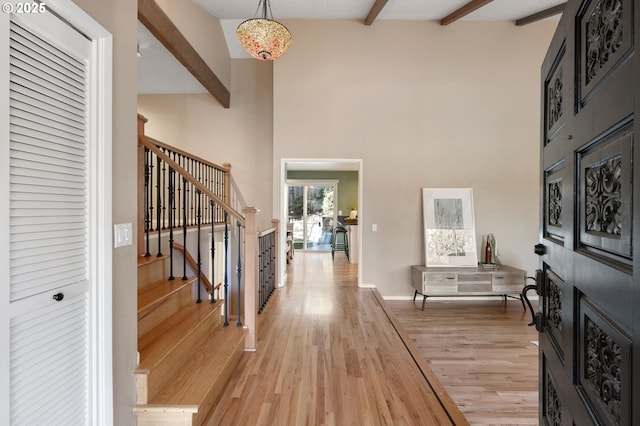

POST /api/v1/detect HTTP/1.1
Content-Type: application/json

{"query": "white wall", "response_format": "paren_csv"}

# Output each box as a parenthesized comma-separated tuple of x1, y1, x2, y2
(273, 20, 558, 296)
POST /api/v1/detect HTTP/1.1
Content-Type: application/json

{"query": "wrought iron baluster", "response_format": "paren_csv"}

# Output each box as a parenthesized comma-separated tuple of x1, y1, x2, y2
(258, 236, 264, 313)
(237, 220, 242, 327)
(269, 232, 275, 299)
(211, 200, 216, 303)
(143, 147, 151, 257)
(156, 155, 162, 256)
(190, 159, 195, 226)
(176, 155, 182, 229)
(196, 190, 202, 304)
(168, 166, 175, 280)
(161, 152, 167, 229)
(223, 211, 229, 327)
(149, 149, 154, 233)
(182, 176, 188, 280)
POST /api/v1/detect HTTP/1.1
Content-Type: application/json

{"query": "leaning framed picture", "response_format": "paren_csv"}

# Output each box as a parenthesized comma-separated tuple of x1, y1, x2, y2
(422, 188, 478, 267)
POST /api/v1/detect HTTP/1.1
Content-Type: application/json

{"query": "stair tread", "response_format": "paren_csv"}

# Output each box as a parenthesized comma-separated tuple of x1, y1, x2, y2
(138, 254, 168, 268)
(139, 300, 223, 368)
(149, 325, 246, 406)
(138, 277, 196, 313)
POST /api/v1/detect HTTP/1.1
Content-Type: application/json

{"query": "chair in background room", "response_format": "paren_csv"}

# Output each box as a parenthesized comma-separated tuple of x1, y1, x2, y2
(331, 225, 349, 261)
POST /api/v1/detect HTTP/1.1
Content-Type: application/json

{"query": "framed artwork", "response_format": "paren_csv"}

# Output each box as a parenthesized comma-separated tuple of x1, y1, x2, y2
(422, 188, 478, 267)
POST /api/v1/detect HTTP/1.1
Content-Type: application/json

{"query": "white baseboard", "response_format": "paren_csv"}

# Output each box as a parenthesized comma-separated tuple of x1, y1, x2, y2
(358, 283, 376, 288)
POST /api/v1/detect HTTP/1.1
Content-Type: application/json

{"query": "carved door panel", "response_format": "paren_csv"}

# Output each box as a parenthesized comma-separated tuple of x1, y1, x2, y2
(537, 0, 639, 424)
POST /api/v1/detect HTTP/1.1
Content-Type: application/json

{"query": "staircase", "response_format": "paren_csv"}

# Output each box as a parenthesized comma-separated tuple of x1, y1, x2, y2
(133, 253, 246, 425)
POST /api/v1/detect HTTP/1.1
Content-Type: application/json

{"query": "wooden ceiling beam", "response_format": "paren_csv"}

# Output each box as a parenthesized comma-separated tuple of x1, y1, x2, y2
(516, 3, 566, 26)
(364, 0, 389, 25)
(440, 0, 494, 26)
(138, 0, 230, 108)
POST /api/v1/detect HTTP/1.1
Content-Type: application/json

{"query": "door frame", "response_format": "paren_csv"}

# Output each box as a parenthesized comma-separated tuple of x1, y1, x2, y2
(279, 159, 363, 287)
(286, 179, 338, 251)
(0, 1, 113, 423)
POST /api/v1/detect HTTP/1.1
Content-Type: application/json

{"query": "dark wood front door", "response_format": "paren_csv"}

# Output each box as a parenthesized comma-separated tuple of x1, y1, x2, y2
(534, 0, 639, 424)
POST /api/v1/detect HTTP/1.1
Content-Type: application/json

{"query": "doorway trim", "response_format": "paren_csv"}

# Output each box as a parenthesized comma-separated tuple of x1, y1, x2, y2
(279, 158, 363, 287)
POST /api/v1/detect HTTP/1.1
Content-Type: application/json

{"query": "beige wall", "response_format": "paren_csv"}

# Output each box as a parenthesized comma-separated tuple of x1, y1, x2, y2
(273, 20, 557, 295)
(155, 0, 231, 90)
(138, 59, 274, 230)
(71, 0, 138, 424)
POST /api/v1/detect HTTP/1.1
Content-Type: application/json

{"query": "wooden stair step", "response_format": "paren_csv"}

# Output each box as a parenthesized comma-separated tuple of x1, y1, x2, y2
(139, 299, 223, 358)
(138, 277, 198, 338)
(138, 277, 196, 315)
(139, 301, 225, 401)
(149, 325, 246, 424)
(138, 254, 169, 290)
(138, 254, 168, 267)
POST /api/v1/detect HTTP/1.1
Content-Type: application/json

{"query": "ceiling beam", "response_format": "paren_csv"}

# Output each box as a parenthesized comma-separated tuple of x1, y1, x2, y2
(516, 3, 566, 26)
(364, 0, 389, 25)
(440, 0, 494, 26)
(138, 0, 230, 108)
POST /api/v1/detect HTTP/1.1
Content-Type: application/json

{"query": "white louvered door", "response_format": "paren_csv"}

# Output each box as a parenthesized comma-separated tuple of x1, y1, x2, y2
(2, 6, 94, 425)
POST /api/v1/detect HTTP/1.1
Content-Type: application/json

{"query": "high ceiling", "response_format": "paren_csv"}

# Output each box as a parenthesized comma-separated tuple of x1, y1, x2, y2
(137, 0, 564, 94)
(194, 0, 565, 58)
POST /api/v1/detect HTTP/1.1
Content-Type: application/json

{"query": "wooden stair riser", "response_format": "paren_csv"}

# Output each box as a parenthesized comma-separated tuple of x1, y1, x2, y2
(138, 257, 167, 289)
(138, 282, 193, 337)
(146, 312, 220, 402)
(134, 405, 198, 426)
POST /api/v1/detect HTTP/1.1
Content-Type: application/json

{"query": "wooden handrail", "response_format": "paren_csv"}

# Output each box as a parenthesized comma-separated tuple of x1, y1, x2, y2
(144, 135, 230, 175)
(139, 135, 246, 226)
(258, 226, 277, 238)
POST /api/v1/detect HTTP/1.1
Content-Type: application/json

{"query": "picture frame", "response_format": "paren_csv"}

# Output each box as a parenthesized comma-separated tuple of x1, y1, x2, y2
(422, 188, 478, 267)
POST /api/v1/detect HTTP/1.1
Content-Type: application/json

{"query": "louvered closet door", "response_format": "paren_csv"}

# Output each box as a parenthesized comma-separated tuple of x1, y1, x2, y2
(6, 9, 92, 425)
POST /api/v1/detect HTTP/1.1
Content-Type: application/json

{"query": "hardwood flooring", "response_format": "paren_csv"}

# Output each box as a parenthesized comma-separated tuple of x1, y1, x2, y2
(205, 252, 539, 425)
(386, 299, 539, 425)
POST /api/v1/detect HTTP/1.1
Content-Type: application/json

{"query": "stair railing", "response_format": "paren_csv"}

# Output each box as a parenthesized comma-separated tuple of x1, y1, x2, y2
(258, 220, 278, 314)
(137, 114, 261, 350)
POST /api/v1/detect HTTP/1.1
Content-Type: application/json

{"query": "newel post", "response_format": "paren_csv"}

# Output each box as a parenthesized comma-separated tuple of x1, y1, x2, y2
(243, 207, 259, 351)
(223, 162, 231, 205)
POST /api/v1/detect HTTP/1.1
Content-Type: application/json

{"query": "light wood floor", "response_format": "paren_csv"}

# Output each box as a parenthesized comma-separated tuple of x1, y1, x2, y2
(386, 299, 539, 425)
(205, 252, 538, 425)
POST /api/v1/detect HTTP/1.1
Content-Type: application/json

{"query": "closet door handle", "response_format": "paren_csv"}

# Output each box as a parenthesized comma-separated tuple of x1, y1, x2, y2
(52, 293, 64, 302)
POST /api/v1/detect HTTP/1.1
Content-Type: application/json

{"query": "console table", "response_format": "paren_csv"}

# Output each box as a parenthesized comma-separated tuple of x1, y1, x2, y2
(410, 264, 526, 310)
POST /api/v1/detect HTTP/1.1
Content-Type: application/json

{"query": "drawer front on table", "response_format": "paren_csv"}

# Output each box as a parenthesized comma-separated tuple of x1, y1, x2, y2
(457, 273, 492, 293)
(491, 272, 525, 293)
(423, 273, 457, 294)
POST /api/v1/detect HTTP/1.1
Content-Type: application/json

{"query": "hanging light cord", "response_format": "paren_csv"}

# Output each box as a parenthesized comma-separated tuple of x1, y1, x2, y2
(254, 0, 274, 20)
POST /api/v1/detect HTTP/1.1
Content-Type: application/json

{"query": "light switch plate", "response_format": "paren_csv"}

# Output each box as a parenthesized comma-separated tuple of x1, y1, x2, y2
(114, 223, 133, 248)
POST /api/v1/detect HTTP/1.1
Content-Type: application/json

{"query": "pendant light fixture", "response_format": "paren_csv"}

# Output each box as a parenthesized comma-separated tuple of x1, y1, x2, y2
(236, 0, 292, 61)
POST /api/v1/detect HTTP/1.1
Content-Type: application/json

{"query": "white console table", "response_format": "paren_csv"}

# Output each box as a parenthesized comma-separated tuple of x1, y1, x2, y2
(410, 264, 526, 310)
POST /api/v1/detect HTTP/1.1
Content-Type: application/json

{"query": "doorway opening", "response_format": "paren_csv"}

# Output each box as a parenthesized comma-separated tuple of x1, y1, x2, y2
(281, 159, 363, 287)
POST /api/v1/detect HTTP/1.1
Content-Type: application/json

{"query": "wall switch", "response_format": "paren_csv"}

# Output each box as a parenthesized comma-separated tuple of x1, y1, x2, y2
(372, 224, 378, 232)
(114, 223, 133, 248)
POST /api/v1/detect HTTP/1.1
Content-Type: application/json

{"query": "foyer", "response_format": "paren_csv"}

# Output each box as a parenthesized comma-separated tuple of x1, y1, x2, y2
(205, 251, 465, 425)
(205, 252, 538, 425)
